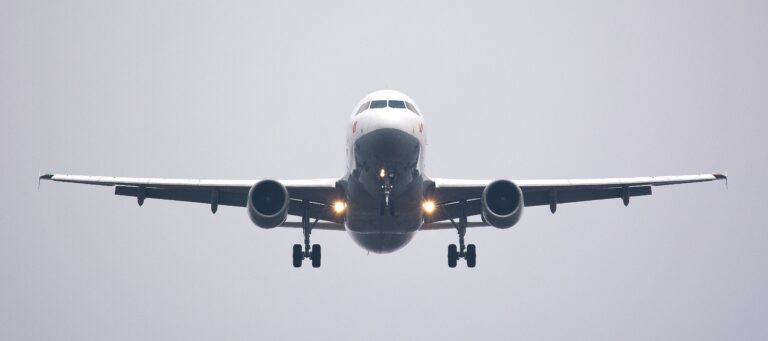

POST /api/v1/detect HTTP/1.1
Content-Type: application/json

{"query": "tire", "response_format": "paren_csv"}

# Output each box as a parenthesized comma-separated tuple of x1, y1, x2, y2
(292, 244, 303, 268)
(311, 244, 322, 268)
(466, 244, 477, 268)
(448, 244, 458, 268)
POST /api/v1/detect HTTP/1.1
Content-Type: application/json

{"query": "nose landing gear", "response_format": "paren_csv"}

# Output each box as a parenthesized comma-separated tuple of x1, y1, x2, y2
(293, 200, 322, 268)
(379, 168, 396, 216)
(447, 200, 476, 268)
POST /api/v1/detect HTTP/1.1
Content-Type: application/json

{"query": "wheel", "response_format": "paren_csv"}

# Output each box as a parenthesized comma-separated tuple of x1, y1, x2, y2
(311, 244, 322, 268)
(292, 244, 303, 268)
(466, 244, 476, 268)
(447, 244, 458, 268)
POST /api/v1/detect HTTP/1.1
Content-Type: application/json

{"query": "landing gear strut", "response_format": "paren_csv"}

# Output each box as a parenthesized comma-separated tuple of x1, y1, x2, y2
(380, 168, 396, 216)
(447, 200, 476, 268)
(293, 200, 321, 268)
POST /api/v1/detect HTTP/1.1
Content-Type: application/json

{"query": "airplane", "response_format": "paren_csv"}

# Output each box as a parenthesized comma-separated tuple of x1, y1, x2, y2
(40, 89, 727, 268)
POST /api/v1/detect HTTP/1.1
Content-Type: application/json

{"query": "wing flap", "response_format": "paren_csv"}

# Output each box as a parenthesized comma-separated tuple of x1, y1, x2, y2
(420, 221, 489, 230)
(427, 173, 725, 224)
(43, 173, 342, 224)
(523, 186, 652, 207)
(288, 199, 344, 224)
(115, 186, 247, 207)
(425, 199, 482, 224)
(279, 221, 346, 231)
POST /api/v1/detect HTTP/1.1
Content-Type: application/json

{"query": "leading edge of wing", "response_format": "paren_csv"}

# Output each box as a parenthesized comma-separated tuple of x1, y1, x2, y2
(433, 173, 727, 189)
(39, 173, 338, 190)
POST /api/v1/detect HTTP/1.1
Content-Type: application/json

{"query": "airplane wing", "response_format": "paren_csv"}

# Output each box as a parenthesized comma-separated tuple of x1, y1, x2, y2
(39, 173, 346, 227)
(424, 173, 727, 226)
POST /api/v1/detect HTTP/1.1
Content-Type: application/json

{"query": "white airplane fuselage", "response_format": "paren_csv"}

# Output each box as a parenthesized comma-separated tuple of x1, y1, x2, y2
(343, 90, 428, 253)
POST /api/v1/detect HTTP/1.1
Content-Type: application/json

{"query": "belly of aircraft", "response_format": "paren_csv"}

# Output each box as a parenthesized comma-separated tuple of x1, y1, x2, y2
(345, 127, 425, 253)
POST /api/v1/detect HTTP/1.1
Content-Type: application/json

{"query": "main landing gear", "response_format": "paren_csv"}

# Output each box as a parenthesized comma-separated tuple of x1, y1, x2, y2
(293, 200, 322, 268)
(447, 200, 476, 268)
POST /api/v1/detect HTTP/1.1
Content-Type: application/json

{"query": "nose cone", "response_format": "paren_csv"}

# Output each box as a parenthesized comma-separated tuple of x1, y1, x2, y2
(355, 108, 422, 139)
(354, 127, 421, 165)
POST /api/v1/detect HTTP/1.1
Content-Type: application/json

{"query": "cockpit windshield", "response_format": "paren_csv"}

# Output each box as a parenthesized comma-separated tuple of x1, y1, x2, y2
(370, 100, 387, 109)
(405, 102, 418, 115)
(356, 101, 370, 115)
(356, 99, 420, 115)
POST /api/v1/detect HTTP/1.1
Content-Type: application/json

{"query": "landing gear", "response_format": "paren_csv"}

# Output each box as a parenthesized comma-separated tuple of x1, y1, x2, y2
(292, 244, 303, 267)
(466, 244, 476, 268)
(379, 168, 396, 216)
(292, 200, 322, 268)
(311, 244, 321, 268)
(447, 200, 477, 268)
(448, 244, 458, 268)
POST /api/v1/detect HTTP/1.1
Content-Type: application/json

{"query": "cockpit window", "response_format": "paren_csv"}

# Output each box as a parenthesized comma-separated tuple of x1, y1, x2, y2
(370, 100, 387, 109)
(405, 102, 419, 115)
(356, 101, 370, 115)
(364, 99, 420, 115)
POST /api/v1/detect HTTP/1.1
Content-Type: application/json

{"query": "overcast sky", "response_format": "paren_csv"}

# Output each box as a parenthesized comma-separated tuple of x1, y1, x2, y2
(2, 0, 766, 340)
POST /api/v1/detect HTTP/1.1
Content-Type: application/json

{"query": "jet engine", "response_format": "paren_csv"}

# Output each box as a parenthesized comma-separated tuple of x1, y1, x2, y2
(481, 180, 524, 229)
(247, 180, 290, 228)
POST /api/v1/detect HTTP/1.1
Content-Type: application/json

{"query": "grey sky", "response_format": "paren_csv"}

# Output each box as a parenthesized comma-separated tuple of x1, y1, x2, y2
(2, 0, 766, 339)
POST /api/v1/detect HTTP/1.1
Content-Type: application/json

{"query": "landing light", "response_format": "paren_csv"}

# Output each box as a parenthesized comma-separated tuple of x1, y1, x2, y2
(422, 200, 436, 214)
(379, 169, 387, 178)
(333, 201, 347, 214)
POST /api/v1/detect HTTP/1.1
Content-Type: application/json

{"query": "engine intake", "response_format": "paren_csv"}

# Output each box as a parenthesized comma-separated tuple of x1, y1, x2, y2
(481, 180, 524, 229)
(247, 180, 289, 228)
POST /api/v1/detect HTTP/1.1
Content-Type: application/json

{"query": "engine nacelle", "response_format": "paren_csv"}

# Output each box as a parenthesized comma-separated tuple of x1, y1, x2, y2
(481, 180, 524, 229)
(247, 180, 289, 229)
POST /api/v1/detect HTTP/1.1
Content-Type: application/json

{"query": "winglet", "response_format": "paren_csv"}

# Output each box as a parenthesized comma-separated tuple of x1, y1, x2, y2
(713, 172, 728, 189)
(38, 172, 54, 189)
